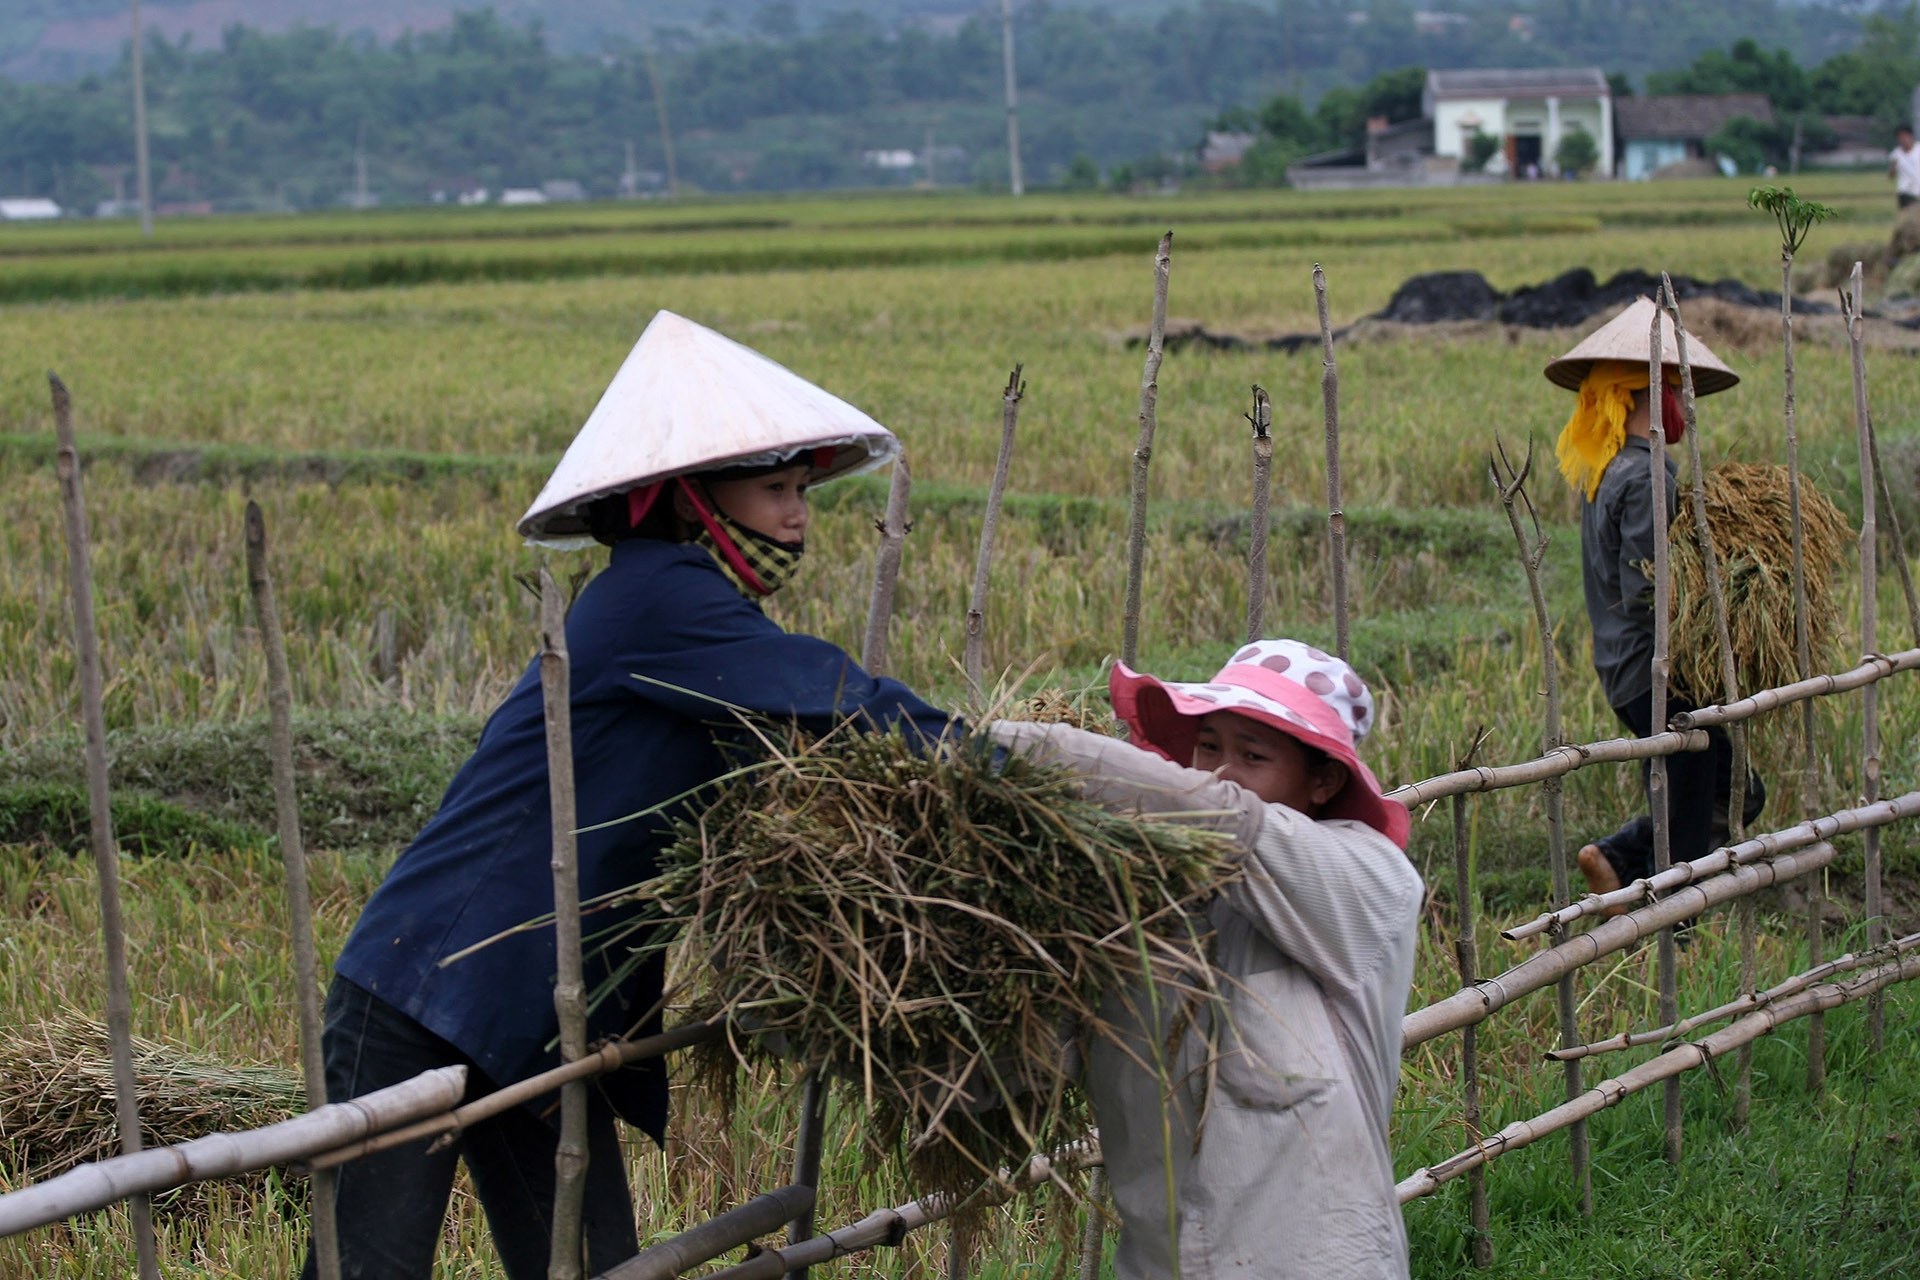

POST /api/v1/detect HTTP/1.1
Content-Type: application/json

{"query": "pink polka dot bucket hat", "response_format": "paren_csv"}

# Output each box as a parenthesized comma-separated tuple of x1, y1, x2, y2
(1108, 638, 1410, 849)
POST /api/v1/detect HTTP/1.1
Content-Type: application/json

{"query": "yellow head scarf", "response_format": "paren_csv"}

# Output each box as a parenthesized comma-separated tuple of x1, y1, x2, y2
(1557, 361, 1653, 501)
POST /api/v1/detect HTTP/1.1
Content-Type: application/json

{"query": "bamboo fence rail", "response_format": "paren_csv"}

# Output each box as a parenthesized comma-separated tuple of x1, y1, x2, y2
(1546, 932, 1920, 1063)
(1669, 648, 1920, 729)
(0, 1066, 467, 1236)
(1403, 841, 1838, 1050)
(1397, 949, 1920, 1205)
(605, 1186, 816, 1280)
(1386, 730, 1707, 807)
(1503, 791, 1920, 941)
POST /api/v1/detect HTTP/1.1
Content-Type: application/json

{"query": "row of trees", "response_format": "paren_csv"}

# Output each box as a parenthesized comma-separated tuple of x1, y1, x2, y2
(0, 1, 1901, 205)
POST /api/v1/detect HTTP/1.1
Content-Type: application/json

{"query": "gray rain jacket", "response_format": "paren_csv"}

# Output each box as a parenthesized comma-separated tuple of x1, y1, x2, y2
(989, 722, 1423, 1280)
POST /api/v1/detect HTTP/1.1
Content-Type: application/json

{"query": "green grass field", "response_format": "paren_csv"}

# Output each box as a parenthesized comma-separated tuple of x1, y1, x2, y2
(1, 172, 1916, 1277)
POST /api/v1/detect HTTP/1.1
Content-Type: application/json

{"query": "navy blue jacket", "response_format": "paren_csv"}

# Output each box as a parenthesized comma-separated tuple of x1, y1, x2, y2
(334, 539, 960, 1141)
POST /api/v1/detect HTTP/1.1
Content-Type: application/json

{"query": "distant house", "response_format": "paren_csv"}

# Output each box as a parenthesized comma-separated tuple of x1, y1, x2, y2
(0, 197, 62, 220)
(1424, 67, 1613, 177)
(1198, 131, 1257, 174)
(861, 149, 919, 171)
(499, 188, 549, 206)
(1615, 95, 1773, 180)
(541, 179, 587, 203)
(1807, 115, 1886, 169)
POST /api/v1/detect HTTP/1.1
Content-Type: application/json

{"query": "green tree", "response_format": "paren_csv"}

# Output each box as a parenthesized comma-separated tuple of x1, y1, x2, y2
(1461, 130, 1499, 173)
(1554, 127, 1599, 176)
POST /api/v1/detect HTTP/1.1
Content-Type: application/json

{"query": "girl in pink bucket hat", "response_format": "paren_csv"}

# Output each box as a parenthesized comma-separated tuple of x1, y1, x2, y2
(990, 639, 1422, 1280)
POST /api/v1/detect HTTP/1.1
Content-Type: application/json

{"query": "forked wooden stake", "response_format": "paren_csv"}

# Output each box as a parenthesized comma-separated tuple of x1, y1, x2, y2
(48, 372, 161, 1280)
(1488, 438, 1588, 1214)
(1121, 232, 1172, 668)
(1842, 263, 1885, 1053)
(1661, 277, 1755, 1129)
(1645, 310, 1681, 1165)
(861, 455, 913, 676)
(539, 567, 590, 1280)
(245, 501, 340, 1280)
(965, 367, 1024, 704)
(1313, 264, 1350, 662)
(1245, 385, 1274, 642)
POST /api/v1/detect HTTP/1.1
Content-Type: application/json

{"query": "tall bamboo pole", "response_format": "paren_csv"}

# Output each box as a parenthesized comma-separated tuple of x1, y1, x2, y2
(1121, 232, 1172, 669)
(1451, 762, 1491, 1266)
(539, 568, 589, 1280)
(1773, 230, 1826, 1093)
(1489, 439, 1587, 1213)
(1662, 277, 1754, 1128)
(1646, 311, 1681, 1165)
(998, 0, 1023, 196)
(965, 367, 1024, 704)
(49, 373, 160, 1280)
(1313, 264, 1350, 661)
(861, 456, 912, 676)
(131, 0, 153, 237)
(1843, 263, 1884, 1052)
(245, 501, 340, 1280)
(1245, 385, 1274, 642)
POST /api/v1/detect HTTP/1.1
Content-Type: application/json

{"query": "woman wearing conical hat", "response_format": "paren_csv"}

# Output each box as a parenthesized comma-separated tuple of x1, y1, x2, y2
(1548, 298, 1764, 908)
(301, 313, 963, 1278)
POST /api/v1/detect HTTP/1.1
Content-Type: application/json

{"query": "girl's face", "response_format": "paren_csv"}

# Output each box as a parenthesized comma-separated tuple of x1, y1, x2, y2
(705, 464, 812, 544)
(1191, 710, 1347, 813)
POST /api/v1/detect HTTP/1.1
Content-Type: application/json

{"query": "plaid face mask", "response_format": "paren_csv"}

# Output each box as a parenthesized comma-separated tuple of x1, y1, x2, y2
(678, 478, 804, 598)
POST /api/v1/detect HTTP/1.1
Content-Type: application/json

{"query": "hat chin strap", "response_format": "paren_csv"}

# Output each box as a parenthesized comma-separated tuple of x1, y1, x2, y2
(676, 478, 771, 595)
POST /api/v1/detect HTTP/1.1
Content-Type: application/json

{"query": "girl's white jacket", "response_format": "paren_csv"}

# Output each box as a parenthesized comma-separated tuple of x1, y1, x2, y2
(988, 721, 1424, 1280)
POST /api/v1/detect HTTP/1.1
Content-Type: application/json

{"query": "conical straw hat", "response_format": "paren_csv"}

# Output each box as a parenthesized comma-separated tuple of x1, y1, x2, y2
(1543, 296, 1739, 396)
(518, 310, 898, 544)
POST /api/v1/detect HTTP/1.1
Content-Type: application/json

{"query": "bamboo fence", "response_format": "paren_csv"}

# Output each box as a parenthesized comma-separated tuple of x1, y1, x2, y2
(8, 259, 1918, 1280)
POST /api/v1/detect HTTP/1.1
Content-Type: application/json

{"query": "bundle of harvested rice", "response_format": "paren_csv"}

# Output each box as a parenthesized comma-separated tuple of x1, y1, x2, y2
(0, 1015, 303, 1219)
(1670, 461, 1851, 706)
(617, 726, 1234, 1198)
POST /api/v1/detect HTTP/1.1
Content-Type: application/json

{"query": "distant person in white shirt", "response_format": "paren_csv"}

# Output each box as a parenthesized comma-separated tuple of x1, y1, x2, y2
(1889, 125, 1920, 210)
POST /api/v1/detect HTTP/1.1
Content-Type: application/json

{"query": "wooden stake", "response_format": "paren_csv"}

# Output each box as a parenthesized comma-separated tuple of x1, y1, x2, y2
(1489, 439, 1587, 1214)
(1450, 738, 1491, 1267)
(1313, 264, 1350, 661)
(48, 372, 160, 1280)
(1869, 421, 1920, 645)
(965, 367, 1024, 704)
(1121, 232, 1172, 669)
(1842, 263, 1884, 1052)
(1662, 277, 1755, 1129)
(539, 568, 589, 1280)
(1245, 385, 1274, 642)
(861, 456, 912, 676)
(1645, 312, 1682, 1164)
(785, 1073, 827, 1280)
(245, 501, 340, 1280)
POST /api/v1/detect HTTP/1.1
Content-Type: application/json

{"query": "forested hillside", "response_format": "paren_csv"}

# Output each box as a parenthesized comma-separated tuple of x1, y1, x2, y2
(0, 1, 1891, 207)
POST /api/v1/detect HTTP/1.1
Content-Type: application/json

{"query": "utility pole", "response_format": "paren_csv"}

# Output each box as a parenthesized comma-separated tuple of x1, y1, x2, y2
(623, 138, 638, 196)
(641, 28, 679, 198)
(924, 124, 936, 186)
(354, 121, 369, 208)
(1000, 0, 1023, 195)
(131, 0, 153, 235)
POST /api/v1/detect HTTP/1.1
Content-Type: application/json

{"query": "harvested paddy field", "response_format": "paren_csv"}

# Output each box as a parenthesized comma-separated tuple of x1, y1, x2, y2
(1, 173, 1916, 1277)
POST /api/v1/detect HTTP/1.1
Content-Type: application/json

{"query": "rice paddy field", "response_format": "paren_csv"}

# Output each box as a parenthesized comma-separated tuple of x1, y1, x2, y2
(2, 171, 1918, 1277)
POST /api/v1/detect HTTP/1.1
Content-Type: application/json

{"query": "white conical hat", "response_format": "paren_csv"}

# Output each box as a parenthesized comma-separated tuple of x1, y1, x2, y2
(518, 310, 898, 544)
(1544, 296, 1739, 396)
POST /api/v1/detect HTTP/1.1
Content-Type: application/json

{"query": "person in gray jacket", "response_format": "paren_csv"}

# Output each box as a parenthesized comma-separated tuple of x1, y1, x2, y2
(991, 639, 1421, 1280)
